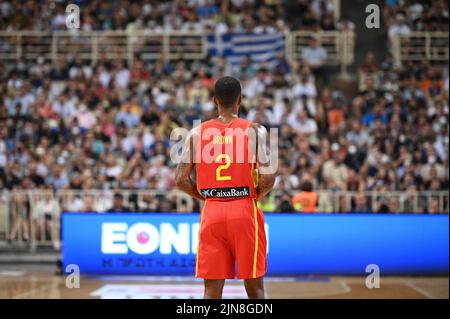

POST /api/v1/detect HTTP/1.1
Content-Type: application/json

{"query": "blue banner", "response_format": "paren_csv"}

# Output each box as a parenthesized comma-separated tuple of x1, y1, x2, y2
(62, 213, 449, 275)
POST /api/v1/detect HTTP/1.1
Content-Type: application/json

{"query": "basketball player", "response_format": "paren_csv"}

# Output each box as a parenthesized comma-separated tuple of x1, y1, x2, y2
(175, 76, 276, 299)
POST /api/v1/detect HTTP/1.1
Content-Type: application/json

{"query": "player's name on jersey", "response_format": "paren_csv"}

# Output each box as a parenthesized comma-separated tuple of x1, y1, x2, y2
(212, 135, 233, 144)
(200, 186, 250, 198)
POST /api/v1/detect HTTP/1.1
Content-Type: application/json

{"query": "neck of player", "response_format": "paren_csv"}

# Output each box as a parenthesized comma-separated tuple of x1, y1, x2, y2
(218, 107, 238, 122)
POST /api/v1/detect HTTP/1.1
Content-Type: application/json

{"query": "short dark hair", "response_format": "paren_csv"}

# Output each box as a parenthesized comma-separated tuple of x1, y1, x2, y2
(114, 193, 124, 200)
(214, 76, 241, 108)
(300, 180, 313, 192)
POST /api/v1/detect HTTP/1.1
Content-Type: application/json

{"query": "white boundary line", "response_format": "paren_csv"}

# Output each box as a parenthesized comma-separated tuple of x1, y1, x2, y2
(404, 281, 438, 299)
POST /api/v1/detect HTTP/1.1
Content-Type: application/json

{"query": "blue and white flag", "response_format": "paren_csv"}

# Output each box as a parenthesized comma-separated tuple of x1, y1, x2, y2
(207, 33, 285, 68)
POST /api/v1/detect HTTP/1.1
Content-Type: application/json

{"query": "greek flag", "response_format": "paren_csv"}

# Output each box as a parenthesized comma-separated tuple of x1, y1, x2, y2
(207, 33, 285, 68)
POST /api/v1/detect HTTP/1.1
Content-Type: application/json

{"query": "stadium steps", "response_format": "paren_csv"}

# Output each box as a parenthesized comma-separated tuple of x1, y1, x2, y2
(0, 245, 61, 265)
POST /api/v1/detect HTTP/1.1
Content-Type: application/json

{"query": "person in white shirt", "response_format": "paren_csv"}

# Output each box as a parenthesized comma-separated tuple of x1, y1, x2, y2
(52, 94, 77, 123)
(33, 190, 60, 242)
(63, 191, 85, 212)
(98, 64, 111, 88)
(388, 14, 411, 40)
(311, 0, 335, 18)
(292, 77, 317, 99)
(288, 110, 318, 136)
(19, 86, 35, 115)
(292, 75, 318, 116)
(246, 96, 273, 124)
(114, 60, 130, 89)
(243, 69, 269, 99)
(302, 37, 328, 84)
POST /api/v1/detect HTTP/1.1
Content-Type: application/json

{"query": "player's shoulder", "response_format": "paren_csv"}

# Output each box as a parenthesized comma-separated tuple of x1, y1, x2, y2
(247, 121, 268, 146)
(249, 121, 268, 135)
(234, 117, 256, 129)
(199, 117, 250, 127)
(199, 118, 218, 127)
(198, 117, 262, 131)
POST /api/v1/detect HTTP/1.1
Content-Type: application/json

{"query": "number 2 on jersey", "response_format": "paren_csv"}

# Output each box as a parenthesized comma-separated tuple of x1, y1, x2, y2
(216, 154, 232, 181)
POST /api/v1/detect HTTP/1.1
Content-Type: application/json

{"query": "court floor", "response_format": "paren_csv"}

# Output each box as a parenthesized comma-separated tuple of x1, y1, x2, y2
(0, 266, 448, 299)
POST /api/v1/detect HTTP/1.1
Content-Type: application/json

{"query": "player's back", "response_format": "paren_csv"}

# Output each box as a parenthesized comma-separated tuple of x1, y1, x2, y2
(194, 116, 267, 279)
(195, 117, 257, 201)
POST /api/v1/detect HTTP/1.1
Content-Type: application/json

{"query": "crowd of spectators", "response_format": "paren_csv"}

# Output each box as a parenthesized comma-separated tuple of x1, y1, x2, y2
(0, 0, 448, 220)
(384, 0, 449, 40)
(1, 50, 448, 213)
(0, 0, 338, 33)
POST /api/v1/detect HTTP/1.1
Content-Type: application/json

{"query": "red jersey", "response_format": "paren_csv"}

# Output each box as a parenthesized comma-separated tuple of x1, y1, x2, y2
(195, 117, 258, 200)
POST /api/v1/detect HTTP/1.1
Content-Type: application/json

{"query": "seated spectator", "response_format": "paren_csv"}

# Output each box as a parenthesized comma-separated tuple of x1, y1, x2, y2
(277, 192, 294, 212)
(388, 13, 411, 40)
(138, 193, 160, 212)
(336, 15, 355, 32)
(107, 193, 130, 212)
(288, 110, 318, 137)
(116, 102, 141, 128)
(83, 195, 98, 212)
(353, 192, 371, 213)
(63, 191, 84, 212)
(426, 197, 441, 214)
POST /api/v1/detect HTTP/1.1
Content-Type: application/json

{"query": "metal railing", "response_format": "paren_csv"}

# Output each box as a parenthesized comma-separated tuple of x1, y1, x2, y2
(391, 32, 449, 65)
(0, 189, 447, 250)
(0, 30, 207, 65)
(312, 190, 449, 214)
(287, 30, 355, 66)
(2, 30, 447, 72)
(0, 30, 355, 70)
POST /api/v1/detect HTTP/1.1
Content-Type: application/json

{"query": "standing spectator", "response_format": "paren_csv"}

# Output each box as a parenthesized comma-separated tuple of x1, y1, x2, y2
(301, 37, 328, 84)
(76, 104, 97, 133)
(45, 165, 69, 190)
(322, 150, 349, 190)
(8, 187, 30, 242)
(33, 189, 59, 242)
(288, 110, 318, 137)
(291, 180, 318, 213)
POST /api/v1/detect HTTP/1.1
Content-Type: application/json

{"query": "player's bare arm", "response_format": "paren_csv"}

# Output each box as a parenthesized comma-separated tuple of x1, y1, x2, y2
(174, 129, 204, 202)
(250, 123, 276, 199)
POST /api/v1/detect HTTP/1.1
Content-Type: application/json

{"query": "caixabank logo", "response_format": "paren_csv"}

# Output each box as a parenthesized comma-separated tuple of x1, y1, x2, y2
(200, 186, 251, 198)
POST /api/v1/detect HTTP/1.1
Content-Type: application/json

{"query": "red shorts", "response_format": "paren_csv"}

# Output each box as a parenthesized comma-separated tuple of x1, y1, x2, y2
(195, 198, 267, 280)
